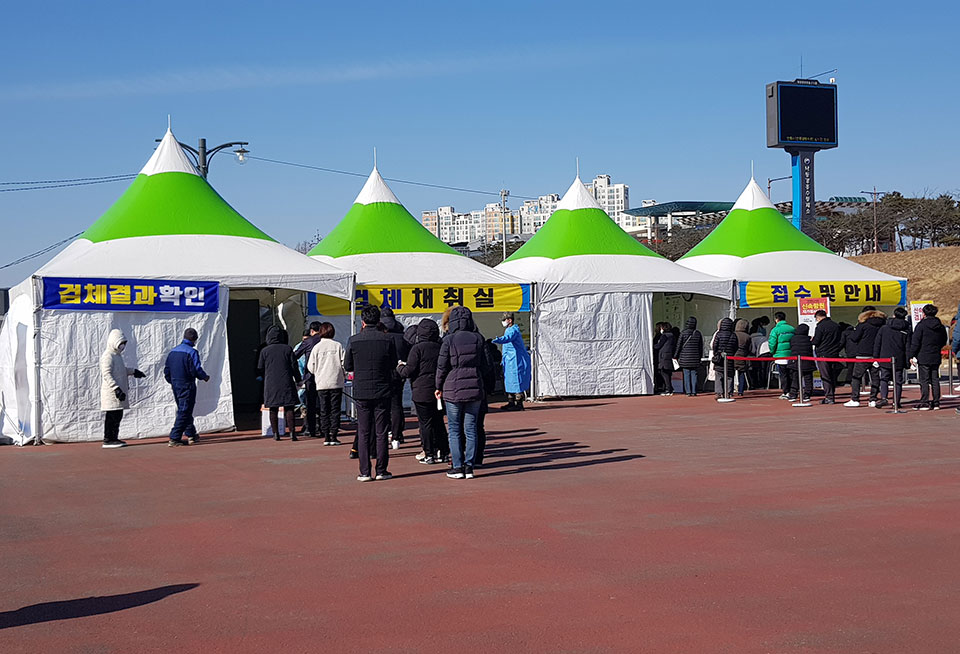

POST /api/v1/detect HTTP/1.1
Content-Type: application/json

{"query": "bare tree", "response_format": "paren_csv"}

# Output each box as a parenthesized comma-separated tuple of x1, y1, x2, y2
(292, 230, 324, 255)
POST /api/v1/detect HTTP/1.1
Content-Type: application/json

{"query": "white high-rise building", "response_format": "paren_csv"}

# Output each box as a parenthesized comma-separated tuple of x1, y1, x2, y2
(520, 194, 560, 234)
(590, 174, 631, 227)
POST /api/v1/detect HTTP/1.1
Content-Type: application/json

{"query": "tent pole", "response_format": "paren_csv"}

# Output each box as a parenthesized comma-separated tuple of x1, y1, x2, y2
(529, 283, 537, 401)
(31, 276, 44, 446)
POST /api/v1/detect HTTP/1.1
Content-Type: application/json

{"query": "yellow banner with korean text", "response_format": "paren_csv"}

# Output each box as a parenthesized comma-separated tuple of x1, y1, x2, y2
(739, 280, 907, 308)
(310, 283, 531, 316)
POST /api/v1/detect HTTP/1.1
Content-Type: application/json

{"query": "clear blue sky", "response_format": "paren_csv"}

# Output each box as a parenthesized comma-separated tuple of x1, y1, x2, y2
(1, 0, 957, 287)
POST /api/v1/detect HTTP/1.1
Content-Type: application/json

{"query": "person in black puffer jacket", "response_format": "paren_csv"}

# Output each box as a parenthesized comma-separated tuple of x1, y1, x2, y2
(908, 304, 948, 409)
(873, 314, 910, 409)
(398, 319, 448, 464)
(785, 323, 816, 400)
(380, 306, 409, 447)
(258, 326, 302, 441)
(436, 306, 492, 479)
(653, 322, 676, 395)
(674, 317, 704, 396)
(711, 317, 738, 399)
(844, 309, 886, 406)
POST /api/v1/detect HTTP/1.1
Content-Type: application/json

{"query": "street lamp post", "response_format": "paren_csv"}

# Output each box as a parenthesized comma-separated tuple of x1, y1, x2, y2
(500, 188, 510, 263)
(156, 136, 249, 178)
(767, 175, 791, 200)
(860, 187, 892, 253)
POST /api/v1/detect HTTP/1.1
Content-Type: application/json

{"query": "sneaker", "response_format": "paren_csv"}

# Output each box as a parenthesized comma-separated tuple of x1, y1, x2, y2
(874, 400, 888, 409)
(168, 439, 188, 447)
(464, 467, 475, 479)
(391, 439, 400, 450)
(102, 440, 126, 449)
(915, 404, 930, 411)
(323, 438, 333, 446)
(843, 400, 861, 408)
(187, 435, 199, 444)
(330, 438, 343, 446)
(416, 450, 427, 460)
(868, 401, 876, 408)
(375, 472, 393, 481)
(357, 475, 373, 482)
(447, 468, 465, 479)
(786, 395, 797, 401)
(349, 450, 359, 459)
(419, 456, 436, 465)
(932, 405, 941, 411)
(820, 398, 835, 405)
(778, 394, 790, 400)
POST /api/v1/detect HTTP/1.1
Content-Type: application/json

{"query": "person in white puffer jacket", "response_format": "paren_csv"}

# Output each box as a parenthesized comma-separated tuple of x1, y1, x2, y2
(100, 328, 144, 449)
(306, 322, 345, 446)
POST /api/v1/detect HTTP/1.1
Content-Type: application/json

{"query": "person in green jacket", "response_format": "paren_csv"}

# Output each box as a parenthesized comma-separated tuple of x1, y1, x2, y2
(768, 311, 795, 399)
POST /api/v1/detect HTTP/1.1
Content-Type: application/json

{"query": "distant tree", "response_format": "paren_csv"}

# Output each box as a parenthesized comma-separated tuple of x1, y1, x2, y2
(640, 225, 715, 261)
(292, 230, 323, 255)
(474, 242, 525, 267)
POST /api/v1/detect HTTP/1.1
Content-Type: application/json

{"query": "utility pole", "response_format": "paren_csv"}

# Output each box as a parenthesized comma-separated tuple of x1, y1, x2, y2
(500, 188, 510, 263)
(860, 187, 890, 254)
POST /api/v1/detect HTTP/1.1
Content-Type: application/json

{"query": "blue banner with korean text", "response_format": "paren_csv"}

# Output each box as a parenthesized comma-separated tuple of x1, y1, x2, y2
(42, 278, 220, 313)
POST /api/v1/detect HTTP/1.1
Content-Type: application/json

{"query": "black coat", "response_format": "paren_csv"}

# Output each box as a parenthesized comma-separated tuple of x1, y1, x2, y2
(436, 307, 491, 403)
(674, 317, 704, 370)
(293, 333, 322, 382)
(344, 325, 399, 400)
(257, 326, 302, 408)
(653, 330, 676, 370)
(711, 318, 738, 363)
(787, 323, 816, 371)
(846, 311, 887, 356)
(909, 316, 948, 366)
(811, 317, 842, 357)
(398, 319, 442, 403)
(873, 318, 910, 369)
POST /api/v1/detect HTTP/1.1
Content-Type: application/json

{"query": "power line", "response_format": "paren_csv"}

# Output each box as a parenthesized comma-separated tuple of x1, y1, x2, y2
(0, 176, 137, 193)
(0, 232, 82, 270)
(0, 174, 137, 186)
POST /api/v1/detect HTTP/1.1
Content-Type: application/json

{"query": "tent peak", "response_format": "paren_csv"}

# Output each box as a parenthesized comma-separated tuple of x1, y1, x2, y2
(556, 176, 601, 211)
(354, 166, 400, 206)
(731, 177, 777, 212)
(139, 129, 200, 177)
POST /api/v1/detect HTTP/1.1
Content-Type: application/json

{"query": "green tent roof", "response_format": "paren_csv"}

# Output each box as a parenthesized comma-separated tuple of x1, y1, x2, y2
(309, 168, 460, 257)
(681, 178, 832, 259)
(82, 130, 273, 244)
(505, 177, 662, 261)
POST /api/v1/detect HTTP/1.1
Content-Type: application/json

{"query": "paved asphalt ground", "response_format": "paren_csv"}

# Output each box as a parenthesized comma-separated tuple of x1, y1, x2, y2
(1, 390, 959, 653)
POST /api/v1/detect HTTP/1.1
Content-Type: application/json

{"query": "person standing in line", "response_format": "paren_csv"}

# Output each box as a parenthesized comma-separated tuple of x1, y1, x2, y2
(732, 319, 754, 396)
(812, 310, 843, 405)
(768, 311, 795, 400)
(380, 306, 409, 449)
(748, 321, 770, 388)
(492, 312, 531, 411)
(873, 311, 910, 410)
(293, 321, 323, 438)
(844, 309, 886, 407)
(100, 328, 145, 449)
(785, 323, 815, 401)
(258, 326, 301, 441)
(344, 305, 398, 482)
(909, 304, 947, 411)
(398, 319, 448, 465)
(307, 322, 346, 445)
(711, 317, 739, 399)
(163, 327, 210, 447)
(654, 322, 676, 396)
(436, 306, 492, 480)
(674, 317, 704, 397)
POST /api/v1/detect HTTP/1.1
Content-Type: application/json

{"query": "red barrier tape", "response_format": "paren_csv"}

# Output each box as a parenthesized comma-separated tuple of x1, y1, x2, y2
(726, 355, 893, 363)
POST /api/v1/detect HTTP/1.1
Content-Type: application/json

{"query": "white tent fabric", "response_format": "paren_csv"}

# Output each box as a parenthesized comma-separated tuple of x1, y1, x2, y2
(679, 249, 905, 284)
(314, 251, 525, 287)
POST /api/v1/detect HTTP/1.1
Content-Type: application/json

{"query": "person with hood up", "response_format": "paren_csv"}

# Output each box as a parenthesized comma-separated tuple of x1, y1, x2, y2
(307, 322, 346, 445)
(768, 312, 795, 399)
(873, 311, 910, 410)
(398, 318, 448, 465)
(435, 306, 492, 479)
(99, 329, 145, 449)
(674, 317, 704, 396)
(844, 309, 886, 407)
(258, 326, 301, 441)
(379, 306, 409, 449)
(711, 317, 739, 399)
(653, 322, 676, 395)
(785, 323, 816, 401)
(164, 327, 210, 447)
(732, 318, 754, 396)
(812, 310, 843, 404)
(909, 304, 948, 410)
(492, 312, 531, 411)
(293, 321, 323, 438)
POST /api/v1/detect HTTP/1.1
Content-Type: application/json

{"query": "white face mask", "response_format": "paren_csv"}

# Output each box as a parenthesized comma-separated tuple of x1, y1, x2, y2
(117, 342, 126, 352)
(501, 320, 509, 327)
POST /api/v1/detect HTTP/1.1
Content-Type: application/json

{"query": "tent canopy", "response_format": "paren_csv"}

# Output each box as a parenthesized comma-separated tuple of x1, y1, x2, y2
(679, 178, 906, 308)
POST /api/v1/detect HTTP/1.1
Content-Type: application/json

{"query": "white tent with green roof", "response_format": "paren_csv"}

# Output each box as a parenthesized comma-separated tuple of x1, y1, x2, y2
(0, 129, 355, 445)
(496, 176, 734, 398)
(307, 166, 530, 337)
(678, 177, 906, 313)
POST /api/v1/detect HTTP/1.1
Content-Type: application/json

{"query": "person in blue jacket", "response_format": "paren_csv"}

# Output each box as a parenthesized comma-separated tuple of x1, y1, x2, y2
(163, 327, 210, 446)
(492, 312, 531, 411)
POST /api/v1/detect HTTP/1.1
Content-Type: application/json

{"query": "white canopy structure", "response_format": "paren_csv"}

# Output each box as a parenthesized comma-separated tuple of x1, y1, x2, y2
(0, 129, 354, 445)
(496, 176, 734, 398)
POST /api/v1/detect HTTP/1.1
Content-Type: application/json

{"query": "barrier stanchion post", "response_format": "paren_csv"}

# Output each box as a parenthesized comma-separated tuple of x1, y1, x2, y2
(793, 356, 812, 407)
(718, 352, 735, 403)
(945, 349, 959, 399)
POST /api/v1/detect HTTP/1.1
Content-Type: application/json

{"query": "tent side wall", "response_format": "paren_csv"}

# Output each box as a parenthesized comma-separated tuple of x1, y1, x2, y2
(533, 291, 653, 398)
(0, 282, 37, 445)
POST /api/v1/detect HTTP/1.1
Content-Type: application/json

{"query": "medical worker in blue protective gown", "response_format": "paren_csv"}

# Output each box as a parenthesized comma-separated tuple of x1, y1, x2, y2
(492, 312, 531, 411)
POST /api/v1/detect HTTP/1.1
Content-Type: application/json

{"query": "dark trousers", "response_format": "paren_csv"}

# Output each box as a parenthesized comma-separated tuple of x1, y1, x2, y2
(476, 397, 488, 465)
(269, 406, 295, 435)
(878, 367, 904, 406)
(777, 363, 791, 393)
(303, 378, 318, 434)
(660, 369, 673, 393)
(389, 385, 405, 442)
(104, 410, 123, 442)
(318, 388, 343, 440)
(917, 364, 941, 405)
(356, 397, 390, 477)
(851, 360, 879, 401)
(169, 384, 197, 441)
(413, 399, 448, 459)
(789, 368, 813, 398)
(816, 360, 843, 400)
(714, 360, 734, 397)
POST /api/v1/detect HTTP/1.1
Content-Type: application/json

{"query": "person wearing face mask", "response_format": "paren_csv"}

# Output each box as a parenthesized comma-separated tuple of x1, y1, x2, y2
(653, 322, 676, 395)
(163, 327, 211, 447)
(492, 312, 531, 411)
(99, 328, 145, 449)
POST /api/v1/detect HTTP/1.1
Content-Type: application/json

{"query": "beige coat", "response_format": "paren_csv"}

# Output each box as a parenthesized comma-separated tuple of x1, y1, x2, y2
(100, 329, 135, 411)
(307, 338, 345, 390)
